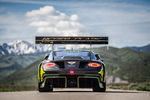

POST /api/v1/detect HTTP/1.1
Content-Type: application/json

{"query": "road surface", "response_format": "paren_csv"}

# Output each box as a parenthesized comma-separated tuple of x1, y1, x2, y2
(0, 89, 150, 100)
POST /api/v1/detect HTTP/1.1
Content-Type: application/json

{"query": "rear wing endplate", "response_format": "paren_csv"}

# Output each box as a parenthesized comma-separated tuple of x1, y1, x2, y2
(35, 36, 108, 44)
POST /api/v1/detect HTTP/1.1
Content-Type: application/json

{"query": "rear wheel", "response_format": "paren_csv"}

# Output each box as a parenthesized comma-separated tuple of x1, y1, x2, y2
(93, 82, 106, 92)
(38, 82, 53, 92)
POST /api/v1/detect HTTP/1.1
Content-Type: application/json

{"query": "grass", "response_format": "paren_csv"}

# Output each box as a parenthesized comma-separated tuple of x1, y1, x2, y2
(0, 84, 37, 92)
(108, 82, 150, 91)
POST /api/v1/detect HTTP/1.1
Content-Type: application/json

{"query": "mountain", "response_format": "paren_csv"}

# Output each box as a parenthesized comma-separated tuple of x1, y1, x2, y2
(0, 58, 42, 85)
(1, 46, 150, 85)
(1, 40, 150, 57)
(0, 40, 52, 57)
(93, 47, 150, 82)
(0, 40, 34, 56)
(124, 44, 150, 53)
(0, 54, 44, 80)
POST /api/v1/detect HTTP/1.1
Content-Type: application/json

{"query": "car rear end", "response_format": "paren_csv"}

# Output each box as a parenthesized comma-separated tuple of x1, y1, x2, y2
(38, 51, 106, 92)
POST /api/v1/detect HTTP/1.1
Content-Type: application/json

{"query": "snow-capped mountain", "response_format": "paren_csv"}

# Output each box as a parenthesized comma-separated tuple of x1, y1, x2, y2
(8, 40, 35, 54)
(0, 40, 52, 57)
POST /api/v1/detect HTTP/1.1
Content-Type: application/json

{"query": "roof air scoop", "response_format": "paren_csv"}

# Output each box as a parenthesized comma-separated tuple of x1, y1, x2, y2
(62, 56, 82, 60)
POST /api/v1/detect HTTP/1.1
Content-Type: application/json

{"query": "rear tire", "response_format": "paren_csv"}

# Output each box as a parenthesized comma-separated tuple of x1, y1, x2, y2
(38, 82, 53, 92)
(93, 82, 106, 92)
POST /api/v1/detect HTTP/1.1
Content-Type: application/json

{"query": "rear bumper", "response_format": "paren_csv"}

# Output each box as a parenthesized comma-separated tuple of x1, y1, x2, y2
(40, 74, 104, 88)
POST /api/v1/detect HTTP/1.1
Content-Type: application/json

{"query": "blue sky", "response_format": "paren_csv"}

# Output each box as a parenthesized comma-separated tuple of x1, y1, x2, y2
(0, 0, 150, 47)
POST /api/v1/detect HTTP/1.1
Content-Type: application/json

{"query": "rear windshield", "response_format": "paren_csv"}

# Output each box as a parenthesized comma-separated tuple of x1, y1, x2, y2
(55, 51, 90, 57)
(54, 51, 90, 60)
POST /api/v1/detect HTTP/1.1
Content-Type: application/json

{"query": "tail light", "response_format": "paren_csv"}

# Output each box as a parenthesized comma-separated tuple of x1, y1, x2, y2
(43, 63, 56, 67)
(88, 63, 101, 67)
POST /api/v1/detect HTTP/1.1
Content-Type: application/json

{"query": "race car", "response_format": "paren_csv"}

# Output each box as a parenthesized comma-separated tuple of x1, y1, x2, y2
(36, 36, 108, 92)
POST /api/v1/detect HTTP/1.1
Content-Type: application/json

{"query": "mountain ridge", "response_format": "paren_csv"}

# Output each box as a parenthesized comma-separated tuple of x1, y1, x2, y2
(1, 40, 150, 57)
(124, 44, 150, 53)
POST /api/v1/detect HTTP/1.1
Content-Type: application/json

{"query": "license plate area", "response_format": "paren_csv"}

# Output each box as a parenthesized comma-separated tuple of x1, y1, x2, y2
(67, 76, 77, 87)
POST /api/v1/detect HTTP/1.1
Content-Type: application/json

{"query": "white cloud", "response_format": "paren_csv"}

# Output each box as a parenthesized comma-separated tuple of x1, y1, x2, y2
(0, 12, 35, 43)
(70, 3, 150, 47)
(70, 14, 78, 21)
(1, 1, 150, 47)
(26, 6, 87, 36)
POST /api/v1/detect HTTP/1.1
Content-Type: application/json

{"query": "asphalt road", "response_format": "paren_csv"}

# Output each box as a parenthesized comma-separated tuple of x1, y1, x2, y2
(0, 89, 150, 100)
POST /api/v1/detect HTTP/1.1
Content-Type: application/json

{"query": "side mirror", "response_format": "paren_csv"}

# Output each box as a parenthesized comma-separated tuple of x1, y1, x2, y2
(44, 54, 49, 60)
(95, 54, 100, 60)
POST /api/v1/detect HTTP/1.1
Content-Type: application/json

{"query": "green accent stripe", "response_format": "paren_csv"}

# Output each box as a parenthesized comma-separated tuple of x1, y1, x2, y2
(40, 74, 103, 88)
(98, 66, 104, 82)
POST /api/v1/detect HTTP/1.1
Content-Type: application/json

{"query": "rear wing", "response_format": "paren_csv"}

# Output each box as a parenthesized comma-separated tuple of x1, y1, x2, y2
(35, 36, 108, 44)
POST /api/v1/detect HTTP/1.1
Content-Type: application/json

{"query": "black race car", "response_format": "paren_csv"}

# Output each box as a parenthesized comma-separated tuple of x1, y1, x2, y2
(36, 36, 108, 92)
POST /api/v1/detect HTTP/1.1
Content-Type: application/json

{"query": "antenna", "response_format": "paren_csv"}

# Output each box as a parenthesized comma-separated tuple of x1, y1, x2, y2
(52, 43, 54, 60)
(107, 45, 109, 50)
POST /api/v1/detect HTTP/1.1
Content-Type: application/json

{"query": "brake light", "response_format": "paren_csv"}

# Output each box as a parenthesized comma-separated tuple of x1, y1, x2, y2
(69, 70, 75, 75)
(88, 63, 101, 67)
(43, 63, 55, 67)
